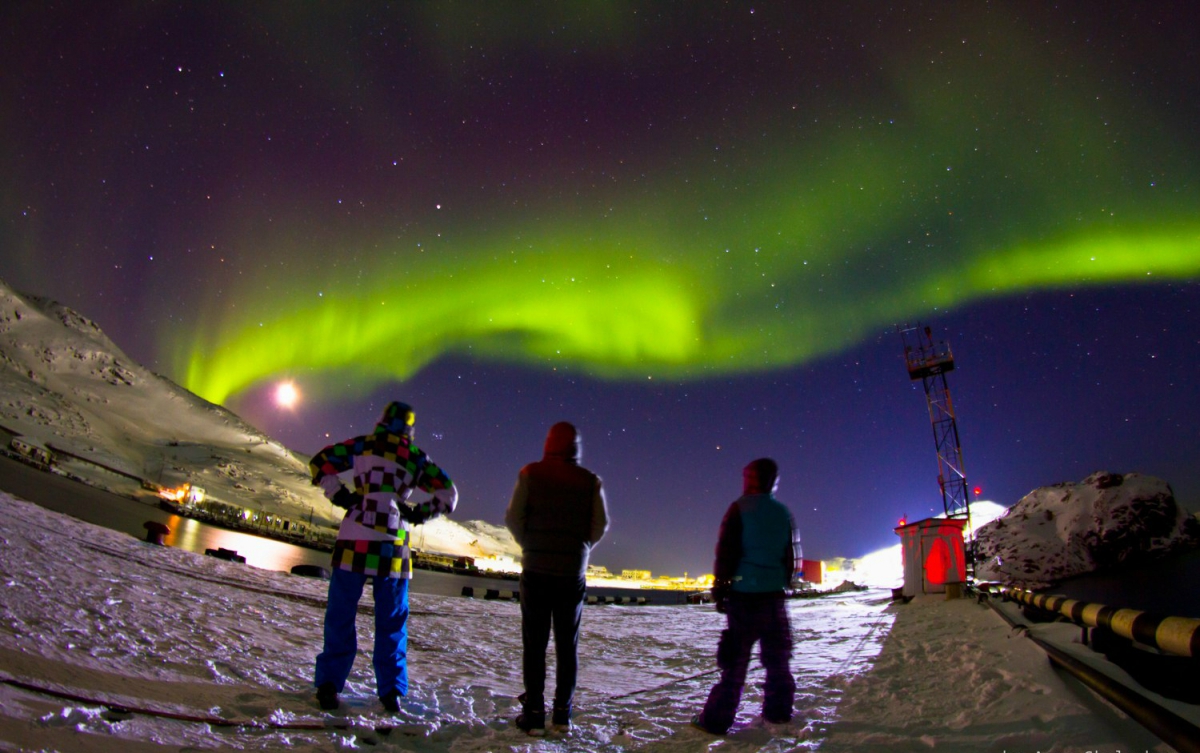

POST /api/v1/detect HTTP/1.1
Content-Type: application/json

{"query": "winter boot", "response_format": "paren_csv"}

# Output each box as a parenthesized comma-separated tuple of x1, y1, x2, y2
(515, 709, 546, 736)
(690, 713, 725, 735)
(551, 702, 572, 729)
(316, 683, 339, 711)
(381, 692, 400, 713)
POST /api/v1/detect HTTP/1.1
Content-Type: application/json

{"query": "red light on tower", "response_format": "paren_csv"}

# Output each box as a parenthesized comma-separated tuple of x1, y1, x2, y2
(973, 486, 982, 497)
(898, 516, 907, 527)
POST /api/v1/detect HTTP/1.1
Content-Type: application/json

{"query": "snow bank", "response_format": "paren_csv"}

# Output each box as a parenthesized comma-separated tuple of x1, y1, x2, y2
(819, 593, 1182, 752)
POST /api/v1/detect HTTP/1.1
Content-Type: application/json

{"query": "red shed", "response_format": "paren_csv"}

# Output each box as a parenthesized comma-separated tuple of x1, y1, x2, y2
(800, 559, 825, 585)
(894, 517, 967, 597)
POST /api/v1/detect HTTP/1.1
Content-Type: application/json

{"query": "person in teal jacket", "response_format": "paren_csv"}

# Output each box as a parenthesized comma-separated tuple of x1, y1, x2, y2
(693, 457, 801, 735)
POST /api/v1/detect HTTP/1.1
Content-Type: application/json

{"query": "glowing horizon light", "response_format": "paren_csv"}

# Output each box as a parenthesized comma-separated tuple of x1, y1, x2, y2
(846, 501, 1011, 587)
(274, 381, 300, 410)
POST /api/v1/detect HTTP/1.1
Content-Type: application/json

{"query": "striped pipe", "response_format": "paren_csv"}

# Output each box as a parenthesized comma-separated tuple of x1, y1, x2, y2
(982, 597, 1200, 753)
(995, 586, 1200, 658)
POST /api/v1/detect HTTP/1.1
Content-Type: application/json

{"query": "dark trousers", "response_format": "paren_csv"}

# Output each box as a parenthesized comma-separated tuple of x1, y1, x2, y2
(700, 593, 795, 733)
(519, 571, 586, 712)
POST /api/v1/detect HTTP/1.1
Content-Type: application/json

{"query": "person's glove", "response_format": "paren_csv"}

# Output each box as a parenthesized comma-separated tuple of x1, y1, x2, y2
(331, 486, 362, 510)
(400, 502, 434, 526)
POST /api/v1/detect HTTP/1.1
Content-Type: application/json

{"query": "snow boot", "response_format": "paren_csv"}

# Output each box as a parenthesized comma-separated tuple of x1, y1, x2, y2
(690, 713, 725, 735)
(316, 683, 339, 711)
(381, 692, 400, 713)
(551, 702, 571, 729)
(515, 709, 546, 736)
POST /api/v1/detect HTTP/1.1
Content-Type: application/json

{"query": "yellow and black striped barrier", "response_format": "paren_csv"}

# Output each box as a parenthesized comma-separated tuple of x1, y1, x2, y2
(994, 585, 1200, 658)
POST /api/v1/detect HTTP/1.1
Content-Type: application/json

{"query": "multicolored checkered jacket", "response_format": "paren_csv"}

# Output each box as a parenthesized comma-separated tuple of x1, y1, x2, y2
(310, 428, 456, 579)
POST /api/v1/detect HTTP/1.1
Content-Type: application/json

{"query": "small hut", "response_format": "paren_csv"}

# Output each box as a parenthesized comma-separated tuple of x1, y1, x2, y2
(895, 517, 967, 597)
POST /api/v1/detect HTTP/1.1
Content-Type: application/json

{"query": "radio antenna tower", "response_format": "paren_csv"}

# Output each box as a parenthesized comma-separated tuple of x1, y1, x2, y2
(899, 324, 970, 522)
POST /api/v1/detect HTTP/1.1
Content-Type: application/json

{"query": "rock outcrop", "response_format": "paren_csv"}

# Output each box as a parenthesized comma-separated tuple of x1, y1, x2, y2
(974, 471, 1200, 588)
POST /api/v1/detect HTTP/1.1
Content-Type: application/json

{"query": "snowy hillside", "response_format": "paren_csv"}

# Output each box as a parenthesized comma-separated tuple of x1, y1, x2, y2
(974, 471, 1200, 588)
(0, 277, 518, 560)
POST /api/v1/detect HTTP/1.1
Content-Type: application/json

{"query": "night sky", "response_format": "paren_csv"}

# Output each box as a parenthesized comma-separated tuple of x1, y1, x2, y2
(3, 2, 1198, 576)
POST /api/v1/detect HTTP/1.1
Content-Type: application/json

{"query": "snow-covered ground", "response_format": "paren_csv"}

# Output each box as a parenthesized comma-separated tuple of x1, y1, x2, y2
(0, 489, 876, 751)
(2, 490, 1189, 752)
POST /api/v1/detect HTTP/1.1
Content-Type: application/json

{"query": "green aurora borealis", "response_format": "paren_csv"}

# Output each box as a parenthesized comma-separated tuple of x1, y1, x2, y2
(182, 216, 1200, 406)
(9, 2, 1180, 407)
(180, 43, 1200, 405)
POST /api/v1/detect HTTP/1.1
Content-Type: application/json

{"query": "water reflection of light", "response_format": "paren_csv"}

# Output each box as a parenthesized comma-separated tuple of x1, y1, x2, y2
(161, 514, 320, 573)
(163, 514, 203, 552)
(199, 527, 310, 571)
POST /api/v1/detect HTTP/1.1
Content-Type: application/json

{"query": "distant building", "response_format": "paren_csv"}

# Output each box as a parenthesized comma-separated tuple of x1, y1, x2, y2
(9, 436, 54, 467)
(621, 569, 652, 580)
(586, 564, 610, 577)
(800, 559, 825, 585)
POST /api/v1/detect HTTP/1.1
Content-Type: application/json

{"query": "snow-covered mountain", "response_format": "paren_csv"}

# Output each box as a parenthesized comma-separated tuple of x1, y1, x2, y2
(973, 471, 1200, 588)
(0, 277, 518, 559)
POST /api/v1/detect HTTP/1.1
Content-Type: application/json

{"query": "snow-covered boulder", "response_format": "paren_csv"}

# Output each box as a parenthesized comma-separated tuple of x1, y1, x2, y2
(974, 471, 1200, 588)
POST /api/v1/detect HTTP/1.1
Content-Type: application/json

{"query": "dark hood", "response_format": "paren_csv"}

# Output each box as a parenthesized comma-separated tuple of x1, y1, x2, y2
(543, 421, 581, 464)
(742, 457, 779, 495)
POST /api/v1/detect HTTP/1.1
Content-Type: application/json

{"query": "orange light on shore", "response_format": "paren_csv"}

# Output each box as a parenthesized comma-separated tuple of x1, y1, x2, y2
(158, 483, 203, 504)
(158, 484, 188, 503)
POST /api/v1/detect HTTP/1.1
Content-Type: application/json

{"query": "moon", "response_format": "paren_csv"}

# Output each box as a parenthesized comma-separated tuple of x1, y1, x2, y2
(274, 381, 299, 409)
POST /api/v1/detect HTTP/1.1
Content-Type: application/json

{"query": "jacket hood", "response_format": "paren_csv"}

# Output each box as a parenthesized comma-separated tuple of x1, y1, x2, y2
(543, 421, 581, 463)
(742, 457, 779, 495)
(375, 401, 415, 437)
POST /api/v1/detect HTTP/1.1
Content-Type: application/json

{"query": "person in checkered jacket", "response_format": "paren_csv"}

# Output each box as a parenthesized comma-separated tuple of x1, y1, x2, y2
(308, 400, 457, 712)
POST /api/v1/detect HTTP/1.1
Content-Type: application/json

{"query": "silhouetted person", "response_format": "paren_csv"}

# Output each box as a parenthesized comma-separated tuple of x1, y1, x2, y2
(309, 401, 457, 712)
(505, 421, 609, 735)
(693, 457, 801, 734)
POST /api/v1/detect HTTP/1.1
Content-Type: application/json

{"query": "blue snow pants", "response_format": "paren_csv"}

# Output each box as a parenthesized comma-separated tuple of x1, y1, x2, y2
(314, 567, 410, 698)
(699, 593, 795, 733)
(519, 571, 587, 713)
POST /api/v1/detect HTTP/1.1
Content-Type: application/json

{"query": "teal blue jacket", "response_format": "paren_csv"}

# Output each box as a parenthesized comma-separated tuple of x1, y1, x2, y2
(714, 493, 801, 594)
